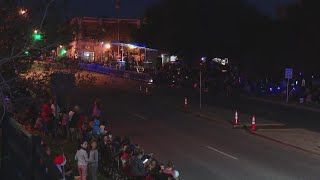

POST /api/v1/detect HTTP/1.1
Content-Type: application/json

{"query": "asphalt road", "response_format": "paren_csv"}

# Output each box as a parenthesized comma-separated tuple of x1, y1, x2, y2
(172, 87, 320, 131)
(71, 72, 320, 179)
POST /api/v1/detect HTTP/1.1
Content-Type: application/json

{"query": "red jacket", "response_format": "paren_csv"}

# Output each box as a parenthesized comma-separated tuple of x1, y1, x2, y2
(77, 114, 86, 130)
(41, 103, 52, 123)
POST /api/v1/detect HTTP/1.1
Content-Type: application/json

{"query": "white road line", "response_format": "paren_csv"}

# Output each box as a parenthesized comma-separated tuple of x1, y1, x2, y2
(132, 113, 147, 120)
(204, 146, 239, 160)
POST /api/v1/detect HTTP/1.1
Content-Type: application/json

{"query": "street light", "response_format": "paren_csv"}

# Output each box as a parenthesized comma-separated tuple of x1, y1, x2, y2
(60, 48, 67, 55)
(19, 9, 27, 16)
(105, 43, 111, 49)
(104, 43, 111, 62)
(33, 29, 42, 41)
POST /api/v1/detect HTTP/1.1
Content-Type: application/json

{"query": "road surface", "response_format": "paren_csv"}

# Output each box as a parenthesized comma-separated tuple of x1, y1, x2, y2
(70, 72, 320, 179)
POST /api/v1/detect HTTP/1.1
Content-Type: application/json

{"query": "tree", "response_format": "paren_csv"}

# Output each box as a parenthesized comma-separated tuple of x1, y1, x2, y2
(135, 0, 274, 74)
(275, 0, 320, 73)
(0, 0, 74, 124)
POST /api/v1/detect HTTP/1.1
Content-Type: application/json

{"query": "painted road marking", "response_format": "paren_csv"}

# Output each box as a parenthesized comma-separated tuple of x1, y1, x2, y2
(204, 146, 238, 160)
(132, 113, 148, 121)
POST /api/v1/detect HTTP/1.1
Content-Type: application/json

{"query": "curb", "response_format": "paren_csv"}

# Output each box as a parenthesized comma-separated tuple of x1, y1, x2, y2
(176, 105, 194, 113)
(244, 127, 320, 156)
(177, 107, 192, 113)
(232, 124, 244, 129)
(196, 113, 287, 130)
(247, 96, 320, 113)
(196, 113, 233, 126)
(181, 108, 288, 130)
(242, 123, 287, 129)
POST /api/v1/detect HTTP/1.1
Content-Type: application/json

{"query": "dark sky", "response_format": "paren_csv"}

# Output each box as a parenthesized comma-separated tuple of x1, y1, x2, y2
(68, 0, 162, 18)
(246, 0, 297, 17)
(69, 0, 296, 18)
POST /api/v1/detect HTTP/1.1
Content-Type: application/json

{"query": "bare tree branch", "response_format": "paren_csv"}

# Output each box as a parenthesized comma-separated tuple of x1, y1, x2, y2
(40, 0, 55, 30)
(0, 53, 26, 66)
(0, 0, 72, 124)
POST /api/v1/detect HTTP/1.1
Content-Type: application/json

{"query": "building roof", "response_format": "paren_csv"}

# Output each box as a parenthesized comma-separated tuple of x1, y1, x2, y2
(71, 17, 141, 25)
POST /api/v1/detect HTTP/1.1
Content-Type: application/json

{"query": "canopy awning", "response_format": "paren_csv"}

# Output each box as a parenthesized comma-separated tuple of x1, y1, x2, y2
(111, 42, 158, 51)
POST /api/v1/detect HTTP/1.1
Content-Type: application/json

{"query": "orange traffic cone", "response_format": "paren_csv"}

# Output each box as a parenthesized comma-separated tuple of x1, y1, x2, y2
(251, 115, 256, 131)
(234, 111, 238, 125)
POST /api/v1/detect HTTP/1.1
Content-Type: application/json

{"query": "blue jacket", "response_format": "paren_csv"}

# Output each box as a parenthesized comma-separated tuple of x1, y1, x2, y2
(92, 119, 101, 137)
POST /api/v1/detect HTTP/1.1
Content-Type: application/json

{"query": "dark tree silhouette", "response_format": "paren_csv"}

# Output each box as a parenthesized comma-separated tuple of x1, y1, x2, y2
(135, 0, 274, 77)
(135, 0, 320, 78)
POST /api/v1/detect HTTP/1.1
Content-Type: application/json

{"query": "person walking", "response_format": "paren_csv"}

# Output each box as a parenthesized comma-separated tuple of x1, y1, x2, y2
(75, 140, 89, 180)
(92, 98, 102, 118)
(88, 140, 99, 180)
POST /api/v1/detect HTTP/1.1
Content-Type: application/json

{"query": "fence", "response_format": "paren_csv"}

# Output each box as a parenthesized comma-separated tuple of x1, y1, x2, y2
(79, 63, 153, 83)
(1, 116, 44, 180)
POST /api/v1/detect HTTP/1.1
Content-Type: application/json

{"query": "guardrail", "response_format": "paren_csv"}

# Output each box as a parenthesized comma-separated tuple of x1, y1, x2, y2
(79, 63, 153, 83)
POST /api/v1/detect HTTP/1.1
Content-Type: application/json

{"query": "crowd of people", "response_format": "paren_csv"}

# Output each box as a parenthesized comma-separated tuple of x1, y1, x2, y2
(16, 96, 180, 180)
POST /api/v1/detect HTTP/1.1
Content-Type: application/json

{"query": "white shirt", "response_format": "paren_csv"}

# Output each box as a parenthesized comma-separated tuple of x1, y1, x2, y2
(68, 111, 75, 122)
(75, 149, 88, 166)
(51, 104, 60, 117)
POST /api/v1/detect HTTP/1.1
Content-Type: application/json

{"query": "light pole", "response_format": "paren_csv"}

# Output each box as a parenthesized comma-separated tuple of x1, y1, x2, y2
(115, 0, 120, 59)
(200, 67, 202, 109)
(117, 19, 120, 58)
(105, 43, 111, 63)
(199, 58, 206, 110)
(144, 47, 147, 64)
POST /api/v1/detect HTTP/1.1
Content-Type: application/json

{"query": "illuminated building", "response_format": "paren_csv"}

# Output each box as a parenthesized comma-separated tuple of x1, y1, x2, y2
(68, 17, 141, 61)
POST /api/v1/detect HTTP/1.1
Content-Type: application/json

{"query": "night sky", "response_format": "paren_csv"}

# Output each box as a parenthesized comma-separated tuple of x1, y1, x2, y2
(68, 0, 162, 18)
(246, 0, 297, 17)
(69, 0, 296, 18)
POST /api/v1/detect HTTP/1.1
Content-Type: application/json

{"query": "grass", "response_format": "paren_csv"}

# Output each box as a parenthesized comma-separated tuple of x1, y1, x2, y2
(0, 62, 109, 179)
(0, 126, 107, 179)
(42, 135, 108, 180)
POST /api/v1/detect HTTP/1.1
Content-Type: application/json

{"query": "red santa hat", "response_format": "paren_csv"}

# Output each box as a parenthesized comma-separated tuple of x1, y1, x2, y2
(54, 155, 66, 166)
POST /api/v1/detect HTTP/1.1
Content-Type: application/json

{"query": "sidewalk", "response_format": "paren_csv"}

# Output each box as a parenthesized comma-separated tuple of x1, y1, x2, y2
(246, 95, 320, 113)
(183, 105, 320, 156)
(186, 105, 285, 129)
(249, 128, 320, 155)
